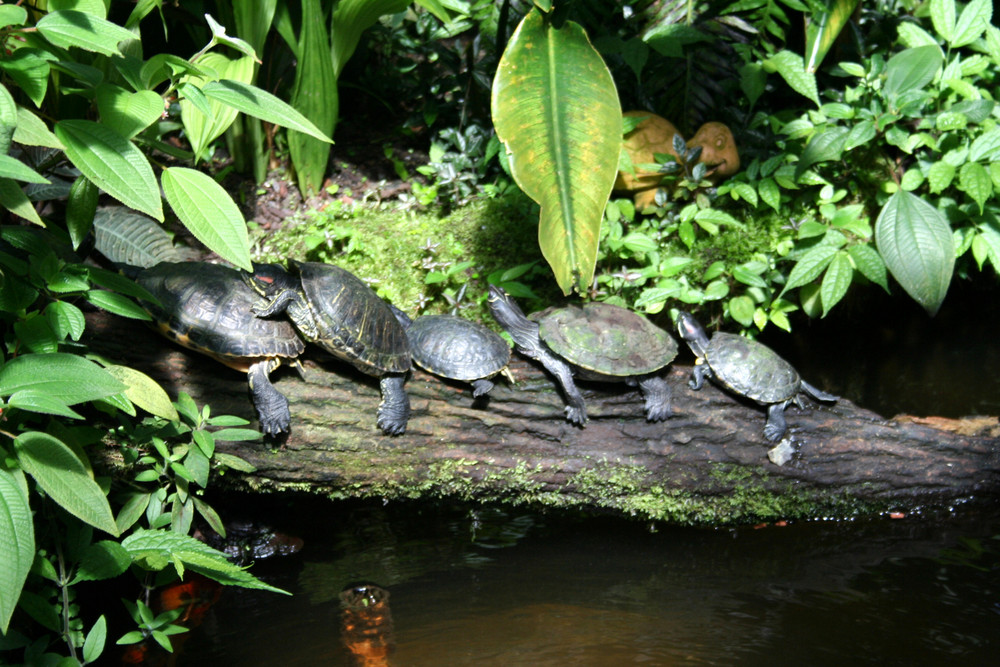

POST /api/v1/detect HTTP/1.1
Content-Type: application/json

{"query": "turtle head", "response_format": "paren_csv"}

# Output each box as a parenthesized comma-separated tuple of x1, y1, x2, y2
(487, 285, 538, 352)
(675, 311, 710, 357)
(244, 262, 298, 297)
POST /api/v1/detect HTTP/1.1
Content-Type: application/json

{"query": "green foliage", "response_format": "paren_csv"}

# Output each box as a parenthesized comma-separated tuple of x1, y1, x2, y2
(0, 4, 331, 270)
(492, 7, 622, 295)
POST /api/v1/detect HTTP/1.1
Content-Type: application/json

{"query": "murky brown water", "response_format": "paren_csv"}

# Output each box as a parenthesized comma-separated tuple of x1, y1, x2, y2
(157, 498, 998, 666)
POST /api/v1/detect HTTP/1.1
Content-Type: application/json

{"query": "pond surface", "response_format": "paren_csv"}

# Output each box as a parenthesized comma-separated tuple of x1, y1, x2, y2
(155, 496, 998, 666)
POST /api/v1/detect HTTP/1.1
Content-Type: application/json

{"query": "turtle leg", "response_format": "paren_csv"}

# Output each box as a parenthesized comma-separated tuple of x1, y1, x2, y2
(800, 380, 838, 402)
(688, 360, 710, 390)
(637, 374, 672, 422)
(763, 401, 789, 442)
(536, 354, 587, 425)
(247, 359, 291, 436)
(470, 378, 495, 398)
(252, 289, 305, 318)
(377, 374, 410, 435)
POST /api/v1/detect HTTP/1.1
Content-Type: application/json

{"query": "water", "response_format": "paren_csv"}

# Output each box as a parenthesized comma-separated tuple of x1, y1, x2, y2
(157, 497, 998, 666)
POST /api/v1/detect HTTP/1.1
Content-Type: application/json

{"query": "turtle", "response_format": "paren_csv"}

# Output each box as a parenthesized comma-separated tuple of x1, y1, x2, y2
(245, 261, 412, 435)
(487, 285, 678, 425)
(394, 310, 512, 397)
(675, 311, 838, 441)
(131, 262, 305, 436)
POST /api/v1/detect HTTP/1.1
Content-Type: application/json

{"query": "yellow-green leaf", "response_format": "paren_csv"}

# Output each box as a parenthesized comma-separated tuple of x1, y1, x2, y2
(104, 365, 179, 421)
(492, 9, 621, 295)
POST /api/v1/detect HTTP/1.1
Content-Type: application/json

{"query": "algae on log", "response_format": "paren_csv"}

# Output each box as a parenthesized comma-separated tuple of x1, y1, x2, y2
(86, 311, 1000, 525)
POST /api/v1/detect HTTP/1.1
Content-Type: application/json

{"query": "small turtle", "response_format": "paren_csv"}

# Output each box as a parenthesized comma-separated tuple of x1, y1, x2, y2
(132, 262, 305, 435)
(395, 310, 512, 397)
(488, 285, 677, 425)
(245, 261, 412, 435)
(675, 311, 838, 441)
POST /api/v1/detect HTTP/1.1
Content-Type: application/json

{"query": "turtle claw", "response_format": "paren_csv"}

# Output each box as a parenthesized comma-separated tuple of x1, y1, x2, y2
(564, 405, 588, 426)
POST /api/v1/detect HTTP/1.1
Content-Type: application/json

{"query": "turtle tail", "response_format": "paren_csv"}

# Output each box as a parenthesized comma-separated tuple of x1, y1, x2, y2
(800, 380, 838, 403)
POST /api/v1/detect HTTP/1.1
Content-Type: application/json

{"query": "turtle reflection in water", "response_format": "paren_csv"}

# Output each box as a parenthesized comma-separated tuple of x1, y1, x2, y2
(340, 584, 394, 666)
(488, 285, 677, 425)
(676, 312, 838, 441)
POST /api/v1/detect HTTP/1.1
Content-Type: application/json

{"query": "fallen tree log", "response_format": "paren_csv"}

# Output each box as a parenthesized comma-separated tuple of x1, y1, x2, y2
(86, 310, 1000, 525)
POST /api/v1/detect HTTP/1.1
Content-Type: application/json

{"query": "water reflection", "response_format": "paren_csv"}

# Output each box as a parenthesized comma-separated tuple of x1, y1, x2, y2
(170, 499, 999, 666)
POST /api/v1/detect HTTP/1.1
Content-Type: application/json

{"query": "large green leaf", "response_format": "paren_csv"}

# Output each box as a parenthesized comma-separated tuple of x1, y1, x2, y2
(54, 120, 163, 221)
(492, 9, 621, 295)
(202, 80, 333, 144)
(289, 0, 339, 196)
(952, 0, 992, 47)
(14, 432, 120, 536)
(104, 365, 179, 422)
(36, 10, 135, 57)
(0, 352, 127, 405)
(161, 167, 251, 270)
(763, 50, 820, 106)
(95, 84, 164, 140)
(179, 52, 255, 163)
(874, 191, 954, 316)
(804, 0, 860, 73)
(331, 0, 409, 77)
(0, 467, 34, 635)
(122, 529, 289, 593)
(883, 46, 943, 106)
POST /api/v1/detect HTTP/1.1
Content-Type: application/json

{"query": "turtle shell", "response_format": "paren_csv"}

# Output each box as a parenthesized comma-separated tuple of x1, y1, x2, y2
(137, 262, 304, 371)
(407, 314, 510, 382)
(704, 332, 800, 403)
(537, 303, 677, 377)
(295, 261, 410, 374)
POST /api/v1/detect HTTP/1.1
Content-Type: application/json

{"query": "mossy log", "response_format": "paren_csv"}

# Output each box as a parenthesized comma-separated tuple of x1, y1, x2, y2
(86, 311, 1000, 525)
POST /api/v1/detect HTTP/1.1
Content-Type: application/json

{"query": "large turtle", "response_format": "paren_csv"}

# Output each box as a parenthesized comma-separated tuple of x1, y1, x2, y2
(394, 310, 511, 397)
(245, 261, 412, 435)
(132, 262, 305, 436)
(487, 285, 677, 425)
(675, 311, 837, 441)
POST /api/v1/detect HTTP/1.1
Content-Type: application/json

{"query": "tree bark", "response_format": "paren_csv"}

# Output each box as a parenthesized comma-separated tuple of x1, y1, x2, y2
(86, 310, 1000, 525)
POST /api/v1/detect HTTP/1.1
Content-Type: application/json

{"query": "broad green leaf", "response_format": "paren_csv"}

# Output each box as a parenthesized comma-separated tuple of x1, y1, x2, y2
(897, 21, 940, 48)
(66, 175, 98, 249)
(952, 0, 992, 47)
(927, 160, 956, 193)
(213, 452, 256, 473)
(36, 10, 135, 56)
(758, 177, 780, 211)
(843, 120, 876, 151)
(104, 365, 179, 421)
(728, 295, 755, 327)
(874, 191, 954, 316)
(782, 244, 838, 293)
(795, 126, 848, 178)
(14, 106, 62, 149)
(93, 205, 179, 268)
(0, 5, 27, 28)
(179, 52, 255, 162)
(7, 389, 83, 419)
(14, 432, 120, 536)
(883, 46, 943, 107)
(0, 155, 48, 184)
(958, 161, 991, 213)
(45, 301, 86, 341)
(0, 352, 126, 404)
(288, 0, 338, 196)
(764, 50, 820, 106)
(116, 492, 151, 534)
(85, 289, 151, 320)
(930, 0, 956, 42)
(122, 529, 289, 593)
(804, 0, 860, 73)
(48, 0, 108, 18)
(0, 467, 33, 635)
(0, 83, 16, 155)
(0, 177, 43, 225)
(55, 120, 163, 221)
(969, 127, 1000, 162)
(847, 244, 889, 291)
(694, 208, 743, 230)
(202, 80, 333, 144)
(161, 167, 252, 270)
(83, 615, 108, 665)
(96, 84, 164, 139)
(820, 250, 853, 315)
(331, 0, 409, 76)
(1, 50, 51, 108)
(71, 541, 131, 584)
(492, 9, 621, 294)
